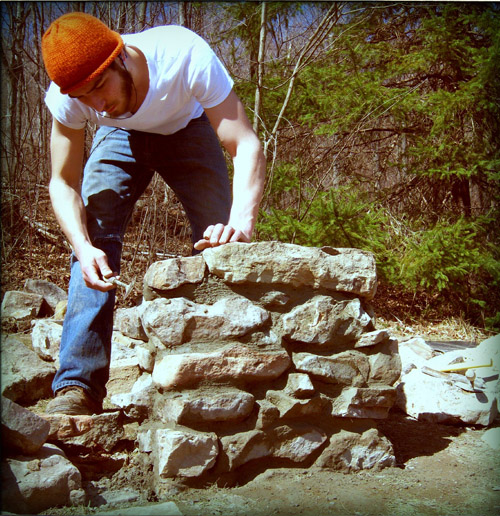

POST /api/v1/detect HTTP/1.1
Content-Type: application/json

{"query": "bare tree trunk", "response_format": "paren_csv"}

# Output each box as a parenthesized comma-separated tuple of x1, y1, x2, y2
(138, 2, 147, 30)
(253, 2, 267, 133)
(264, 3, 340, 158)
(179, 2, 187, 27)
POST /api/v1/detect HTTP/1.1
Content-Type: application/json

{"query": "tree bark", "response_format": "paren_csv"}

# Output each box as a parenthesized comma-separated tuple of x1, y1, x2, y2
(253, 2, 267, 133)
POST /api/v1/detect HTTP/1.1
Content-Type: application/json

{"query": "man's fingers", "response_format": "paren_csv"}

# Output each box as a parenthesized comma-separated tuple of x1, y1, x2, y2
(219, 225, 236, 244)
(80, 249, 117, 292)
(194, 224, 250, 250)
(202, 225, 215, 240)
(193, 239, 210, 251)
(209, 223, 226, 244)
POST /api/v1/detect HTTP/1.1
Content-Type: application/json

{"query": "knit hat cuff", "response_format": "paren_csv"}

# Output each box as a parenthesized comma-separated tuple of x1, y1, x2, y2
(61, 38, 124, 94)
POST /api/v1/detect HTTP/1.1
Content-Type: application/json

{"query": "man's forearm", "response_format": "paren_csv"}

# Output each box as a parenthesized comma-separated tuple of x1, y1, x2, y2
(49, 177, 93, 257)
(228, 139, 266, 239)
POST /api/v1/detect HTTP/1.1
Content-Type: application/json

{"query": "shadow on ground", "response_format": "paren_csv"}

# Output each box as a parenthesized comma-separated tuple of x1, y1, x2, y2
(377, 408, 466, 466)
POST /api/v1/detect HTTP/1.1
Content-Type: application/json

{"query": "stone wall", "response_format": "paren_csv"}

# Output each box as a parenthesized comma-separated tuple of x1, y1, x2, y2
(111, 242, 400, 489)
(1, 242, 402, 510)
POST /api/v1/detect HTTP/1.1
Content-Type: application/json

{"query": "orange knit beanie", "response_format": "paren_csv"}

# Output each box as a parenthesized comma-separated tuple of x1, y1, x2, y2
(42, 12, 124, 94)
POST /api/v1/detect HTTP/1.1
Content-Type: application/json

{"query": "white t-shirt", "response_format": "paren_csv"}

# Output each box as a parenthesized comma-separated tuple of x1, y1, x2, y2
(44, 25, 234, 135)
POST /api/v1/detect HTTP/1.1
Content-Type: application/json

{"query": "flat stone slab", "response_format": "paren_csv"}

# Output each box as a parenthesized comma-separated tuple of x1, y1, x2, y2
(202, 242, 377, 299)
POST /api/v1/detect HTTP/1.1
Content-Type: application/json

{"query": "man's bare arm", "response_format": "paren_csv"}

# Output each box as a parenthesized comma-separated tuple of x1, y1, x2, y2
(196, 90, 266, 250)
(49, 119, 115, 291)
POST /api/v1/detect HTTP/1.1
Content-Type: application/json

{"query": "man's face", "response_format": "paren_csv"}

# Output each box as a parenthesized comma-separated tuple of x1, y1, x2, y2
(68, 59, 134, 117)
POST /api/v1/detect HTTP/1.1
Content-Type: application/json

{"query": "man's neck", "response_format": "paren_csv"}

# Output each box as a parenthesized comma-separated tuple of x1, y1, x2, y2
(123, 45, 149, 113)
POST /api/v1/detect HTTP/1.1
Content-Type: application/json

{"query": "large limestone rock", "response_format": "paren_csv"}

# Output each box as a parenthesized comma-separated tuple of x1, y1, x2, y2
(202, 242, 377, 299)
(110, 373, 157, 420)
(293, 351, 370, 386)
(31, 319, 63, 363)
(140, 427, 219, 478)
(140, 296, 270, 348)
(114, 306, 148, 341)
(219, 430, 270, 471)
(219, 423, 327, 472)
(397, 334, 499, 426)
(315, 427, 396, 471)
(1, 443, 82, 514)
(143, 255, 206, 300)
(23, 279, 67, 311)
(397, 368, 498, 426)
(269, 423, 327, 461)
(106, 333, 144, 397)
(330, 386, 397, 419)
(157, 387, 255, 424)
(282, 296, 373, 346)
(1, 335, 56, 404)
(265, 390, 327, 419)
(1, 397, 50, 455)
(1, 291, 45, 320)
(44, 412, 124, 452)
(398, 337, 435, 374)
(153, 344, 291, 390)
(284, 373, 315, 398)
(355, 329, 392, 349)
(368, 344, 401, 385)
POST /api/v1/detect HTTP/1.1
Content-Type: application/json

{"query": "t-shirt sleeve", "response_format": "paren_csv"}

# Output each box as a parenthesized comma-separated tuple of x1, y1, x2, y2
(186, 33, 234, 109)
(44, 82, 90, 129)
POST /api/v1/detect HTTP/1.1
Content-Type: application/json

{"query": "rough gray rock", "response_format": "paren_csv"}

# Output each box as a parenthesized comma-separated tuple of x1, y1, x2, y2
(44, 412, 124, 452)
(202, 242, 377, 299)
(397, 335, 499, 426)
(152, 344, 291, 390)
(31, 319, 63, 363)
(397, 368, 498, 426)
(1, 291, 45, 320)
(143, 427, 219, 478)
(330, 386, 397, 419)
(315, 427, 396, 471)
(114, 306, 148, 341)
(23, 279, 67, 310)
(143, 254, 206, 300)
(293, 350, 370, 386)
(1, 443, 82, 514)
(282, 296, 373, 346)
(1, 335, 56, 404)
(1, 397, 50, 455)
(140, 296, 270, 347)
(157, 387, 255, 424)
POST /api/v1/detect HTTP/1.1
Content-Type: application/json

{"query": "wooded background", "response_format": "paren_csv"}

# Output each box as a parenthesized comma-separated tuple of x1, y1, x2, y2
(1, 2, 499, 330)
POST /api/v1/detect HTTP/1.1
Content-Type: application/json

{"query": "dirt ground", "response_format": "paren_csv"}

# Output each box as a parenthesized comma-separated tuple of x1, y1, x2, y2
(160, 412, 500, 516)
(37, 407, 499, 516)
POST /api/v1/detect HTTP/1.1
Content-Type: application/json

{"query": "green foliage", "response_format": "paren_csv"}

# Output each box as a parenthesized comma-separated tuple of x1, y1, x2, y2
(253, 3, 499, 328)
(398, 217, 482, 291)
(257, 186, 397, 280)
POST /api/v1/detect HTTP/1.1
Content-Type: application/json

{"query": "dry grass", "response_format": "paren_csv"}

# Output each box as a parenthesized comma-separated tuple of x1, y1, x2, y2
(377, 316, 494, 344)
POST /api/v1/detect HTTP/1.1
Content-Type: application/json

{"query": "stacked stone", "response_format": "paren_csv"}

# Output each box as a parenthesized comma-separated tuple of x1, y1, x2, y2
(111, 242, 400, 487)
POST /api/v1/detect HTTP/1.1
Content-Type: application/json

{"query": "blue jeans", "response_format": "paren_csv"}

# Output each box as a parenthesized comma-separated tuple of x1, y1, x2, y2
(53, 115, 231, 402)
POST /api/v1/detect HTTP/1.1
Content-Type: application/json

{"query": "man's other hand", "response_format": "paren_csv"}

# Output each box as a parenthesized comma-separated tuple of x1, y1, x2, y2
(78, 245, 117, 292)
(193, 223, 250, 251)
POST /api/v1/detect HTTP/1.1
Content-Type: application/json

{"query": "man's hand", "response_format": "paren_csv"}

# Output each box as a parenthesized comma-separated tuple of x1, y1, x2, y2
(77, 244, 117, 292)
(193, 223, 250, 251)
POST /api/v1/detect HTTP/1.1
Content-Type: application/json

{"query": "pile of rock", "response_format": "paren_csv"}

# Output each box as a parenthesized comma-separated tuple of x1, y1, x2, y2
(1, 241, 403, 511)
(397, 335, 499, 426)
